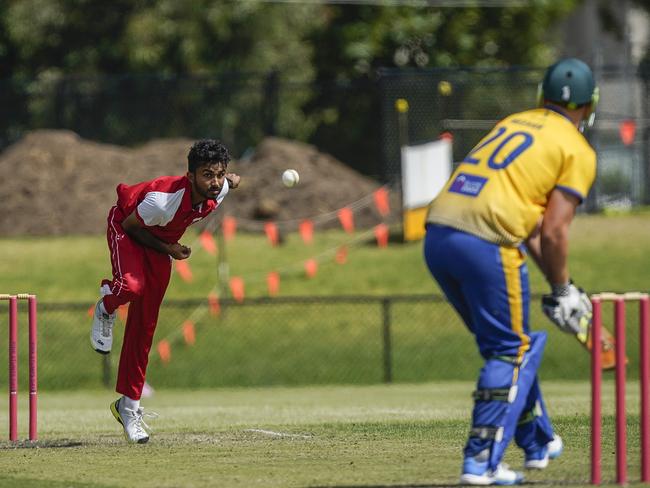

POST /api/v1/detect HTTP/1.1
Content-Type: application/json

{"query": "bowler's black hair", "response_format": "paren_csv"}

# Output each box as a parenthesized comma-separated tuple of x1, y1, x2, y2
(187, 140, 230, 172)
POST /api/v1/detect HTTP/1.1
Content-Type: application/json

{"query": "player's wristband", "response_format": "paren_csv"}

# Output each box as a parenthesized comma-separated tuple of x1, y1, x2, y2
(551, 282, 571, 297)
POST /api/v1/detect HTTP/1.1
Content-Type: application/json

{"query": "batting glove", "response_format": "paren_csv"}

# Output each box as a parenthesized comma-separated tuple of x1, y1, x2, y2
(542, 282, 592, 334)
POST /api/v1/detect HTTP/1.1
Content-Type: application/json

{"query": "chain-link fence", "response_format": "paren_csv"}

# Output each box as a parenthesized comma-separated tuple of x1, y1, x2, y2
(0, 73, 385, 179)
(1, 67, 648, 209)
(0, 295, 645, 391)
(0, 73, 276, 159)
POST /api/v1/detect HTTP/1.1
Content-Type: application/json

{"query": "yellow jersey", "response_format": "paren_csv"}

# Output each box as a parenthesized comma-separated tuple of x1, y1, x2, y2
(426, 107, 596, 246)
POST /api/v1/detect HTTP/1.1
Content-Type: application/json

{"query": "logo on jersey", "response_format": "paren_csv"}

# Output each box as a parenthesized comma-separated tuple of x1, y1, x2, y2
(448, 173, 488, 197)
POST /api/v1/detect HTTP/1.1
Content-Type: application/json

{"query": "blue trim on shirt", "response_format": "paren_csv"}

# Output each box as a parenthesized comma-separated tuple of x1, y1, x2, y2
(555, 185, 585, 203)
(543, 104, 572, 122)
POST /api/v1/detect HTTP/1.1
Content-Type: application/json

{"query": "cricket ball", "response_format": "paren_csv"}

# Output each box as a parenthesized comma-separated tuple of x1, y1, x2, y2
(282, 169, 300, 188)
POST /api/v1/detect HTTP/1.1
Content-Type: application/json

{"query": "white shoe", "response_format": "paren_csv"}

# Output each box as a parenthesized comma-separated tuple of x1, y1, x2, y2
(90, 284, 115, 354)
(110, 398, 156, 444)
(461, 452, 524, 485)
(524, 434, 563, 469)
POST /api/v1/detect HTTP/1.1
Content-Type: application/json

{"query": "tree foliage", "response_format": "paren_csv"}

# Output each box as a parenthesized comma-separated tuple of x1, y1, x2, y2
(308, 2, 578, 80)
(0, 1, 583, 80)
(1, 0, 323, 80)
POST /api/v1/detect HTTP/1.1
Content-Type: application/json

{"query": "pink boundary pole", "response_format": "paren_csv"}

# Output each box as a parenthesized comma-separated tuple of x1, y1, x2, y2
(615, 298, 627, 485)
(641, 296, 650, 482)
(8, 296, 18, 442)
(591, 297, 602, 485)
(28, 295, 37, 441)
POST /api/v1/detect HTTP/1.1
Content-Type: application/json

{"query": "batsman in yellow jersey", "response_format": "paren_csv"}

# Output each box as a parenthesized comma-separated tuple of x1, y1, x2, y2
(423, 58, 598, 485)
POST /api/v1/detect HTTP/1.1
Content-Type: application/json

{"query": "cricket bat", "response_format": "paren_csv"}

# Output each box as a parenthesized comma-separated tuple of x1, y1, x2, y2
(574, 312, 619, 370)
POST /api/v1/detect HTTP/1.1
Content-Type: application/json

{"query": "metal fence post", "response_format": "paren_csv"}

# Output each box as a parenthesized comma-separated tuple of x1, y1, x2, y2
(640, 60, 650, 204)
(382, 298, 392, 383)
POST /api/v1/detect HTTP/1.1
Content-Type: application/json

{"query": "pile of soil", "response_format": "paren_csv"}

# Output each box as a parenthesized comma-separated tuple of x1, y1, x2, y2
(0, 130, 392, 236)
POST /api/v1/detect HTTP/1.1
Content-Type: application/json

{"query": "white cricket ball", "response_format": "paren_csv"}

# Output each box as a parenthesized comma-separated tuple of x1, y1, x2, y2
(282, 169, 300, 188)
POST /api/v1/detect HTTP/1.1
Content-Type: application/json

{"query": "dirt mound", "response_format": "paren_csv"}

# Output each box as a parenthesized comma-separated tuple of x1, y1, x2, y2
(0, 131, 390, 236)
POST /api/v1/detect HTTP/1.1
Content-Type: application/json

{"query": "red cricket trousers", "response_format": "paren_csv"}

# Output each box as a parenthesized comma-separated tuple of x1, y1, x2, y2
(102, 206, 172, 400)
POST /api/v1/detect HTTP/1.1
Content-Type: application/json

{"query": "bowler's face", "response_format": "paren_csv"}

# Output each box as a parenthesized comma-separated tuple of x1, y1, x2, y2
(189, 162, 227, 201)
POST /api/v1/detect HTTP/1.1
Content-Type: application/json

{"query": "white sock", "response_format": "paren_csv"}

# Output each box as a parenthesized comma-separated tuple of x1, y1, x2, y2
(122, 396, 140, 411)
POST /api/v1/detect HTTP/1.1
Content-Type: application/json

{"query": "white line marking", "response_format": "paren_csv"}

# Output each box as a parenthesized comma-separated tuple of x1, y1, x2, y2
(243, 429, 312, 439)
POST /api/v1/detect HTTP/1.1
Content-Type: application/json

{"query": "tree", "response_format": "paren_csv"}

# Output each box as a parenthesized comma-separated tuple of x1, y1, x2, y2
(308, 2, 579, 80)
(0, 1, 324, 150)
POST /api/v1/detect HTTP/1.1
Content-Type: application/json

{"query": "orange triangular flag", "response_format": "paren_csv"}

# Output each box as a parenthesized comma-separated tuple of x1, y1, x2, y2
(267, 271, 280, 296)
(620, 119, 636, 146)
(182, 320, 196, 346)
(335, 246, 348, 265)
(229, 277, 245, 303)
(337, 207, 355, 233)
(374, 223, 389, 248)
(208, 292, 221, 317)
(373, 188, 390, 217)
(117, 304, 129, 322)
(87, 305, 94, 317)
(222, 216, 237, 241)
(305, 259, 318, 278)
(157, 340, 171, 364)
(299, 219, 314, 244)
(199, 231, 217, 255)
(175, 260, 193, 282)
(264, 221, 279, 246)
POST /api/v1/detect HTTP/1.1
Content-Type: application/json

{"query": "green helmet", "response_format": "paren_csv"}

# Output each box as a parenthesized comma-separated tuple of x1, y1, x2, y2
(538, 58, 598, 109)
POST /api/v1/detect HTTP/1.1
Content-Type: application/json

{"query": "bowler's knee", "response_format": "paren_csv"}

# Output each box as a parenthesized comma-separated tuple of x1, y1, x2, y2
(122, 273, 145, 298)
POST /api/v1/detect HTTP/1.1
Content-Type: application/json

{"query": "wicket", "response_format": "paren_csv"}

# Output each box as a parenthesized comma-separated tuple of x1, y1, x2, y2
(591, 292, 650, 485)
(0, 294, 37, 442)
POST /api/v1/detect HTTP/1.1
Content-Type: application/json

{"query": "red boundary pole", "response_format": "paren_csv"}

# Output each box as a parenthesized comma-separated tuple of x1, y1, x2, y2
(640, 296, 650, 482)
(615, 298, 627, 485)
(28, 296, 37, 441)
(8, 296, 18, 442)
(591, 297, 602, 485)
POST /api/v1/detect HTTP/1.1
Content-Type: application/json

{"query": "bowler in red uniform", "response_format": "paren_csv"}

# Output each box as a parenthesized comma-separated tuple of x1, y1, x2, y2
(90, 139, 240, 443)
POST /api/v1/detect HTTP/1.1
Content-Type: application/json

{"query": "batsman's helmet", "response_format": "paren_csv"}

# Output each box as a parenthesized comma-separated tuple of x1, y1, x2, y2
(538, 58, 599, 129)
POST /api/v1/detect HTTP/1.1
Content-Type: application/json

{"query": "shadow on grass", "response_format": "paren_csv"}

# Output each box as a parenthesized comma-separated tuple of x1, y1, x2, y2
(0, 439, 83, 449)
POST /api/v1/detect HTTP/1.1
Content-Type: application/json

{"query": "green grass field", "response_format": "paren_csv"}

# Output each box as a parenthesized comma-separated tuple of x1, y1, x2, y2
(2, 213, 650, 302)
(0, 213, 649, 486)
(0, 382, 641, 487)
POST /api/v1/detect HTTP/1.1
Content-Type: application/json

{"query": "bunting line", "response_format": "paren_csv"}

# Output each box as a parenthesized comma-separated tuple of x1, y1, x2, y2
(156, 219, 395, 356)
(226, 185, 391, 231)
(158, 184, 397, 361)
